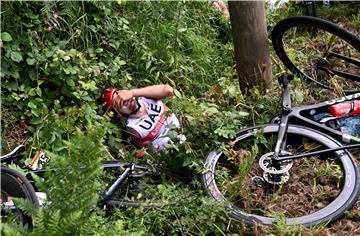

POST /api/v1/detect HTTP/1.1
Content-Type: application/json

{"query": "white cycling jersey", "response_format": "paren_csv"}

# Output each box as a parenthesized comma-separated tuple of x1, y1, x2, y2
(127, 97, 185, 152)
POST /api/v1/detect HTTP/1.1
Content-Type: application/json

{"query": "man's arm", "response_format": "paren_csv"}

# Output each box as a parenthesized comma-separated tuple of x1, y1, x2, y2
(116, 84, 174, 101)
(132, 84, 173, 99)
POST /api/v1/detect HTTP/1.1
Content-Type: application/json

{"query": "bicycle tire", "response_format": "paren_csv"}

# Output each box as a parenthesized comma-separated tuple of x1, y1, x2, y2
(201, 124, 360, 227)
(272, 16, 360, 93)
(1, 167, 39, 228)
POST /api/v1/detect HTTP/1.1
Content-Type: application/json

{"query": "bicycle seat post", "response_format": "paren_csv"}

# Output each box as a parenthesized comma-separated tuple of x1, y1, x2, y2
(273, 75, 294, 160)
(278, 74, 294, 114)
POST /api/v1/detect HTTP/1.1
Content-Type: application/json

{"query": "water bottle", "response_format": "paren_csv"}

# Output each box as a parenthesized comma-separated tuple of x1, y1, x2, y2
(329, 100, 360, 117)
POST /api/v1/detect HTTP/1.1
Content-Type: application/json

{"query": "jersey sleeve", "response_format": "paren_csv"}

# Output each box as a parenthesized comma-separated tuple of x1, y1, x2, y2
(125, 127, 144, 149)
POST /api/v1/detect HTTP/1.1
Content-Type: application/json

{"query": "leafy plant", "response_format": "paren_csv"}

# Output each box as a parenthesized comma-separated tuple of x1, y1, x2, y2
(1, 1, 358, 235)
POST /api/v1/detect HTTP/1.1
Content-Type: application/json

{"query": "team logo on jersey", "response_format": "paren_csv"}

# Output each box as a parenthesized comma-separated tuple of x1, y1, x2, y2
(139, 103, 163, 130)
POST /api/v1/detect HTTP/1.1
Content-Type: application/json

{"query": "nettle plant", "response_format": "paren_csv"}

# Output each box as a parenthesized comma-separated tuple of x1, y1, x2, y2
(1, 2, 133, 152)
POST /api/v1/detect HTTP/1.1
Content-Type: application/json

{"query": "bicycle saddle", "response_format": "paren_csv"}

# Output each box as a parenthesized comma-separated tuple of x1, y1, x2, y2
(0, 145, 25, 164)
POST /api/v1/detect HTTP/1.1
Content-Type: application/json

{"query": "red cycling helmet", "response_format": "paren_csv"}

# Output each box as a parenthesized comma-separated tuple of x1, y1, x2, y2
(102, 88, 118, 111)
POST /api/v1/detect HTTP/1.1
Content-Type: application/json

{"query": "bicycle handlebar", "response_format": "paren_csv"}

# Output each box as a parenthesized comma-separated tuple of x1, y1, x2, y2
(0, 145, 25, 164)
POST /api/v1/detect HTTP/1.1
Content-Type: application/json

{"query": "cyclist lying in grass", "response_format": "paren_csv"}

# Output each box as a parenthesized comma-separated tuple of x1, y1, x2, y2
(102, 84, 186, 156)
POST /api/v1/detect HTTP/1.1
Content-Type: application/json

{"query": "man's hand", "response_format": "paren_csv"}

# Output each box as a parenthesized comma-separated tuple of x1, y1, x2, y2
(112, 90, 134, 111)
(112, 85, 173, 110)
(116, 90, 134, 101)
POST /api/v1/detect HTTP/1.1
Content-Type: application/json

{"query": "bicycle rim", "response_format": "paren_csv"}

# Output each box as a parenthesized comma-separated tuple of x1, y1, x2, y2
(272, 16, 360, 93)
(1, 167, 39, 229)
(202, 124, 360, 227)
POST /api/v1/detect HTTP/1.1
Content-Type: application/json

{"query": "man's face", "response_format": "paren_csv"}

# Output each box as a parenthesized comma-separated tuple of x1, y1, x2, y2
(112, 91, 138, 116)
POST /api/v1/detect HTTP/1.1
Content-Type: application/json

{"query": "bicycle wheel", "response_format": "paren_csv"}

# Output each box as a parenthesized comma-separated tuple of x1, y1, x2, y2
(1, 167, 39, 229)
(272, 16, 360, 93)
(201, 124, 360, 227)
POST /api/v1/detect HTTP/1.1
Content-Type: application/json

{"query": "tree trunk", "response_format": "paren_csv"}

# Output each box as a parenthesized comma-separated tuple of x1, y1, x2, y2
(228, 1, 272, 94)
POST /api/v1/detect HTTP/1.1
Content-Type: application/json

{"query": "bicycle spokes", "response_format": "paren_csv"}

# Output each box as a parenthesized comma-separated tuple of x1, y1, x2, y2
(273, 16, 360, 93)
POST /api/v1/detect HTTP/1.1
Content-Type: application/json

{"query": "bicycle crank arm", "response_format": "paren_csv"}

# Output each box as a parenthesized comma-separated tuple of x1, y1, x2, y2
(276, 143, 360, 161)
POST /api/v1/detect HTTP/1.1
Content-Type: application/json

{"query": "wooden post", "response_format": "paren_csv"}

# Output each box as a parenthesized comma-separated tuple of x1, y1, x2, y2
(228, 1, 272, 94)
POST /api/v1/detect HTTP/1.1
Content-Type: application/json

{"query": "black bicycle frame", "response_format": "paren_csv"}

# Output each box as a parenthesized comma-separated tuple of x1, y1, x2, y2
(25, 161, 145, 208)
(272, 75, 360, 162)
(99, 163, 133, 206)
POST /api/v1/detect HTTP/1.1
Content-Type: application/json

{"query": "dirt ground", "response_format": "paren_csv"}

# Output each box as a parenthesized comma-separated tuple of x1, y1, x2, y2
(322, 201, 360, 236)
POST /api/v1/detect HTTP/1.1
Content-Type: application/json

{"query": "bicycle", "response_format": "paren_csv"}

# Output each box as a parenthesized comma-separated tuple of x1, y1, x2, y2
(201, 16, 360, 227)
(272, 16, 359, 93)
(201, 74, 360, 227)
(0, 145, 184, 228)
(2, 16, 360, 230)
